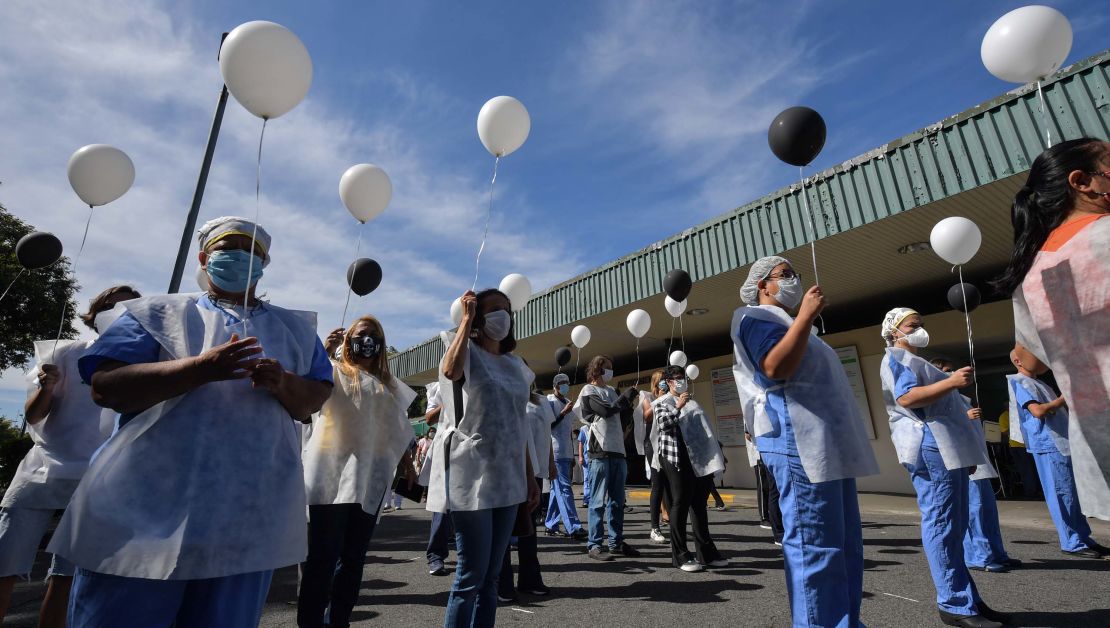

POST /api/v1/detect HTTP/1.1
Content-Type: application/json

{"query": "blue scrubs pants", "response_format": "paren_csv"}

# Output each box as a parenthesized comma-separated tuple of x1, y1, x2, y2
(963, 478, 1010, 568)
(763, 452, 865, 628)
(587, 457, 626, 551)
(908, 446, 980, 615)
(1031, 450, 1092, 552)
(545, 458, 584, 534)
(68, 567, 272, 627)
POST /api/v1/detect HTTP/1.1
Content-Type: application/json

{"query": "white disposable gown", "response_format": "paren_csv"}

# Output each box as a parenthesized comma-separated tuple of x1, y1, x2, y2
(649, 395, 725, 478)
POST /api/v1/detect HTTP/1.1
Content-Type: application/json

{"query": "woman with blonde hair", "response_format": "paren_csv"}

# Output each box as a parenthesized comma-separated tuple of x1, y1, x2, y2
(299, 315, 417, 628)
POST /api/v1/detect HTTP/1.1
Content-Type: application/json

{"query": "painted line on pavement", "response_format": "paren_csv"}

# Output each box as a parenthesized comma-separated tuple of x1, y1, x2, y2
(881, 592, 920, 603)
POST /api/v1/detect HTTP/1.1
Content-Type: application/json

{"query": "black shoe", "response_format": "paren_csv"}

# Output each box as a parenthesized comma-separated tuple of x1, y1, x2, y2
(427, 560, 447, 576)
(1001, 557, 1022, 568)
(1088, 541, 1110, 558)
(938, 610, 1002, 628)
(624, 505, 635, 514)
(610, 542, 640, 557)
(570, 528, 588, 541)
(544, 527, 567, 537)
(588, 547, 612, 561)
(975, 601, 1012, 625)
(519, 583, 550, 596)
(1063, 547, 1103, 559)
(496, 592, 517, 603)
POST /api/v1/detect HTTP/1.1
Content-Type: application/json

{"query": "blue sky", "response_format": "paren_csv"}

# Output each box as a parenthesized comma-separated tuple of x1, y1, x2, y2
(0, 0, 1105, 421)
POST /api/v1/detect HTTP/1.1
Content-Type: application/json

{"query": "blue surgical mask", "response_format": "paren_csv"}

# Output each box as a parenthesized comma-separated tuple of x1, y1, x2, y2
(205, 250, 264, 294)
(558, 384, 570, 396)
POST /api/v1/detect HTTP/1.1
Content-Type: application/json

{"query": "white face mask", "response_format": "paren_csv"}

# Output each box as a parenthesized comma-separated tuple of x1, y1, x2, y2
(602, 369, 614, 383)
(772, 276, 803, 310)
(482, 310, 512, 342)
(672, 379, 688, 394)
(900, 327, 930, 348)
(93, 309, 118, 335)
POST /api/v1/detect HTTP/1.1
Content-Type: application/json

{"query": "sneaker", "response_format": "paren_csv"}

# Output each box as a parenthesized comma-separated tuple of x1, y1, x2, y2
(570, 528, 588, 541)
(519, 583, 550, 596)
(624, 505, 635, 514)
(714, 504, 727, 511)
(610, 542, 640, 557)
(967, 562, 1008, 573)
(497, 592, 517, 603)
(382, 505, 395, 513)
(588, 547, 613, 561)
(704, 558, 729, 568)
(650, 528, 667, 544)
(1062, 547, 1103, 559)
(544, 527, 566, 537)
(758, 522, 772, 530)
(938, 610, 1001, 628)
(679, 560, 704, 573)
(1001, 557, 1022, 568)
(395, 504, 403, 510)
(773, 540, 783, 547)
(428, 560, 447, 576)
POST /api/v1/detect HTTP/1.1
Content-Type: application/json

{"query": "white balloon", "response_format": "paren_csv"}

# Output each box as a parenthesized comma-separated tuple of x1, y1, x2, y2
(477, 96, 531, 157)
(450, 297, 464, 327)
(685, 364, 700, 380)
(499, 273, 533, 311)
(67, 145, 134, 207)
(981, 5, 1072, 84)
(571, 325, 591, 349)
(220, 21, 313, 119)
(626, 309, 651, 338)
(195, 267, 209, 292)
(669, 350, 688, 368)
(930, 217, 983, 266)
(339, 164, 392, 223)
(664, 296, 687, 318)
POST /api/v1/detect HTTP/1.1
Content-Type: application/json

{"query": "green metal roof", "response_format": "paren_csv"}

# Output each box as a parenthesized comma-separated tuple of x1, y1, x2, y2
(391, 49, 1110, 381)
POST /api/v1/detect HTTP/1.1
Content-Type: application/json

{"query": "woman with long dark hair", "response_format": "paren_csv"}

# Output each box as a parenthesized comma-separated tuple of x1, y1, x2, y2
(993, 138, 1110, 521)
(299, 315, 416, 628)
(431, 289, 539, 627)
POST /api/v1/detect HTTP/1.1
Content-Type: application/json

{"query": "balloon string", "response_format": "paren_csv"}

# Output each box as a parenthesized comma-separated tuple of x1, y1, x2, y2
(679, 312, 686, 353)
(51, 206, 94, 361)
(0, 268, 27, 306)
(242, 117, 268, 338)
(1036, 80, 1053, 148)
(472, 156, 500, 291)
(957, 265, 980, 406)
(340, 226, 364, 328)
(572, 348, 580, 386)
(635, 338, 641, 387)
(667, 316, 676, 356)
(799, 166, 825, 334)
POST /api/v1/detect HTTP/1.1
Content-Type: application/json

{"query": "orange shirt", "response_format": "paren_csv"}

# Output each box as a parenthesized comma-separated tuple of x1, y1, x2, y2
(1042, 213, 1106, 252)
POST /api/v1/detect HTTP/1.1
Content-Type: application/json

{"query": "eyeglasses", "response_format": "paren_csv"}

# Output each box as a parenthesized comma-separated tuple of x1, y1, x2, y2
(1090, 170, 1110, 179)
(766, 269, 800, 281)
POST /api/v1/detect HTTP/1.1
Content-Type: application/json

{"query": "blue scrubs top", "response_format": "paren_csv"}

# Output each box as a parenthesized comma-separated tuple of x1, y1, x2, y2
(735, 316, 798, 456)
(886, 354, 939, 450)
(577, 427, 590, 464)
(79, 298, 333, 427)
(1011, 379, 1053, 454)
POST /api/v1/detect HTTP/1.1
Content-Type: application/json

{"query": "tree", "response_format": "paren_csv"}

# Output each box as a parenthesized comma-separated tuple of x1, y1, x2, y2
(0, 202, 80, 371)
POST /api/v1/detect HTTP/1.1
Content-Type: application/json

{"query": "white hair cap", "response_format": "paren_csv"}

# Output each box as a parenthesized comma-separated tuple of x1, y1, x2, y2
(197, 216, 271, 266)
(740, 256, 790, 306)
(881, 307, 919, 345)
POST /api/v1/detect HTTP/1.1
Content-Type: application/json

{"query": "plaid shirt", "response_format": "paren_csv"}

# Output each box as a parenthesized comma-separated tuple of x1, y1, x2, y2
(654, 399, 684, 469)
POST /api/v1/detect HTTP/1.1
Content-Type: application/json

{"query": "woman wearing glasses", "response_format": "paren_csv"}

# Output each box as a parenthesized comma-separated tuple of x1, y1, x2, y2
(731, 256, 878, 627)
(993, 138, 1110, 523)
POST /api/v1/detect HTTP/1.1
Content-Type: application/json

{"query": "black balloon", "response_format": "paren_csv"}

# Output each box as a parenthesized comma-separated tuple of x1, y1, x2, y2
(347, 258, 382, 297)
(15, 232, 63, 270)
(663, 269, 692, 302)
(947, 283, 981, 313)
(768, 106, 827, 167)
(555, 346, 572, 367)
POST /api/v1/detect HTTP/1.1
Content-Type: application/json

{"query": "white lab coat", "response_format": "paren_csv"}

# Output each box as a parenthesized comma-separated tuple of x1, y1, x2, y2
(730, 305, 879, 483)
(302, 365, 416, 515)
(426, 332, 533, 513)
(1, 340, 112, 510)
(880, 347, 989, 472)
(48, 294, 318, 580)
(526, 398, 555, 480)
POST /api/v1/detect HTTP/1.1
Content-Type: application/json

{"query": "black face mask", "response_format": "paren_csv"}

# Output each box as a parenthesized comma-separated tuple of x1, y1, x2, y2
(350, 335, 382, 359)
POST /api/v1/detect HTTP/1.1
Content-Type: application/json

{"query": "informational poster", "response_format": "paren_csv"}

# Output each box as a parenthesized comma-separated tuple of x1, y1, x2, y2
(835, 345, 877, 439)
(710, 367, 745, 446)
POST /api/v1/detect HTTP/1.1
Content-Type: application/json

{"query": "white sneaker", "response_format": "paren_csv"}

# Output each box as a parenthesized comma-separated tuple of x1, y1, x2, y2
(774, 540, 783, 547)
(650, 528, 667, 544)
(758, 523, 772, 530)
(679, 560, 704, 573)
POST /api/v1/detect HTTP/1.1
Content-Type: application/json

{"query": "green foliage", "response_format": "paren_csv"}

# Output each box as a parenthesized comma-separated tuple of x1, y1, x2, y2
(0, 203, 80, 371)
(0, 419, 33, 493)
(407, 385, 427, 419)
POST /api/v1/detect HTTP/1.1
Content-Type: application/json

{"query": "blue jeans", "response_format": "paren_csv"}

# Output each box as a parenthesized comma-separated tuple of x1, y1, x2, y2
(1032, 450, 1093, 552)
(298, 503, 379, 628)
(763, 452, 864, 628)
(587, 457, 627, 550)
(581, 459, 591, 506)
(68, 567, 272, 627)
(444, 505, 517, 628)
(427, 511, 456, 564)
(908, 446, 980, 615)
(963, 478, 1010, 567)
(545, 458, 583, 533)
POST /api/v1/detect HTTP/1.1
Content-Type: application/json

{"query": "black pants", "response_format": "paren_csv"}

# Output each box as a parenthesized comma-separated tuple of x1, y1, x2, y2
(298, 503, 379, 628)
(426, 510, 455, 564)
(500, 502, 544, 594)
(755, 460, 784, 542)
(709, 484, 725, 508)
(661, 451, 721, 567)
(649, 469, 671, 529)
